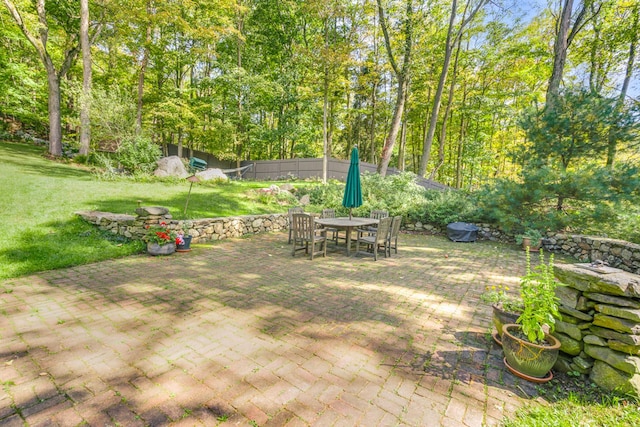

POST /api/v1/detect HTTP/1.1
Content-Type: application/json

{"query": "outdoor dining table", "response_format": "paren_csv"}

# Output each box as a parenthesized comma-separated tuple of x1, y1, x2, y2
(315, 217, 379, 256)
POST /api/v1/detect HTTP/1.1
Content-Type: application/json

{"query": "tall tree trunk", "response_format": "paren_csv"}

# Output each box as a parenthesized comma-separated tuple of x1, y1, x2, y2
(322, 17, 329, 184)
(136, 1, 152, 134)
(546, 0, 575, 107)
(79, 0, 91, 156)
(3, 0, 81, 157)
(429, 31, 463, 180)
(46, 65, 63, 157)
(418, 0, 487, 177)
(376, 0, 413, 177)
(369, 80, 378, 164)
(546, 0, 594, 108)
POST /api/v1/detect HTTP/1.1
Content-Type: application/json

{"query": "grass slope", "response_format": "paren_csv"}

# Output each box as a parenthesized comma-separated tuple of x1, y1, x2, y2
(0, 141, 285, 279)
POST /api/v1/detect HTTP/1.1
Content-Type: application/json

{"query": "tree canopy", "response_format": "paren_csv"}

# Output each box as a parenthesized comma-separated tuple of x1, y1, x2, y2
(1, 0, 638, 190)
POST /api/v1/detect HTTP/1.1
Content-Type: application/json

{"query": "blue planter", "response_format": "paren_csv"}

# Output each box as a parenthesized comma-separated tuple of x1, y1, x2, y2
(176, 235, 192, 252)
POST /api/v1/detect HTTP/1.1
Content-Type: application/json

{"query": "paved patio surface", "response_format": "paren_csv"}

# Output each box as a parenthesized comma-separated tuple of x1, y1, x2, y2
(1, 232, 548, 426)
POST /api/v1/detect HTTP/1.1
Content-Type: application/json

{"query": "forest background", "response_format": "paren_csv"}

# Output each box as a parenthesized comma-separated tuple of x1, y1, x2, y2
(1, 0, 639, 237)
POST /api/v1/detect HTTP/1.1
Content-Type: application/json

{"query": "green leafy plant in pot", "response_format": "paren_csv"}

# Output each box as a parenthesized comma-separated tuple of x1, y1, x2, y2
(515, 228, 543, 252)
(502, 248, 563, 382)
(481, 285, 523, 346)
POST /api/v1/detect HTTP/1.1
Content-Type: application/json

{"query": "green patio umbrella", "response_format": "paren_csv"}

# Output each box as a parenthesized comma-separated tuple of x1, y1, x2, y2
(342, 146, 362, 220)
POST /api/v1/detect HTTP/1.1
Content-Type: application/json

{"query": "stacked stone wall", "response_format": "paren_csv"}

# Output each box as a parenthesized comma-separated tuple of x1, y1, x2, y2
(553, 264, 640, 395)
(76, 206, 288, 243)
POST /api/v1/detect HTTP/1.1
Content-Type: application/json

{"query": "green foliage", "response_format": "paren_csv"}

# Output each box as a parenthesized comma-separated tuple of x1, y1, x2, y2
(518, 248, 563, 343)
(144, 222, 178, 246)
(115, 135, 161, 175)
(503, 391, 640, 427)
(515, 228, 543, 245)
(413, 190, 480, 226)
(480, 285, 523, 314)
(0, 142, 293, 280)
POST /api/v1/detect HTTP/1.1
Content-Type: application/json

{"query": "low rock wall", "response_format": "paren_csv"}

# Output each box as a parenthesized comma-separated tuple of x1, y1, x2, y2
(76, 206, 288, 243)
(544, 235, 640, 275)
(76, 208, 640, 275)
(553, 263, 640, 395)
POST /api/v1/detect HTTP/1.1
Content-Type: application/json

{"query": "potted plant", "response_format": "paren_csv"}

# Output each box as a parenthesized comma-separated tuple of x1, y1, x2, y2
(144, 222, 178, 256)
(481, 285, 523, 346)
(501, 248, 563, 382)
(515, 228, 543, 252)
(175, 231, 193, 252)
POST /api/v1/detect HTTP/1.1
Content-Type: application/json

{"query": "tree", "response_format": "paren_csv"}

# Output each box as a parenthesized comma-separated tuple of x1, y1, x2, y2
(417, 0, 488, 178)
(79, 0, 91, 156)
(376, 0, 414, 177)
(2, 0, 81, 156)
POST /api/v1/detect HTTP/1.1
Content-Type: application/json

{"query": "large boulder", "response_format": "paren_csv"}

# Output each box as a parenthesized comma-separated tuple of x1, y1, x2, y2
(154, 156, 188, 178)
(196, 168, 229, 181)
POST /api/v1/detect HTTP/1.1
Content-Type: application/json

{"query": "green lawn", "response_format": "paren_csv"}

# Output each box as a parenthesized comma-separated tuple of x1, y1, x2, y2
(0, 141, 294, 280)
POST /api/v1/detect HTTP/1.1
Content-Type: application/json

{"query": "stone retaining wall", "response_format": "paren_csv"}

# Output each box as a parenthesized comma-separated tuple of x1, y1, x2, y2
(405, 221, 640, 275)
(76, 208, 640, 275)
(553, 263, 640, 395)
(544, 235, 640, 275)
(76, 206, 288, 243)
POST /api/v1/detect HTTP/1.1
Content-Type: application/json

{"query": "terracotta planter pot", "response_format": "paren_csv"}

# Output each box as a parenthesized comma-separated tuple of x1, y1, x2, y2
(147, 242, 176, 256)
(521, 237, 541, 252)
(492, 305, 520, 345)
(501, 323, 560, 380)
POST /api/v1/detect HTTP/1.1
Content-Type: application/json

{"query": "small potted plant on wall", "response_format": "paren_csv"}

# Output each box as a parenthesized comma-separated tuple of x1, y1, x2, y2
(515, 228, 543, 252)
(501, 248, 564, 382)
(144, 222, 178, 256)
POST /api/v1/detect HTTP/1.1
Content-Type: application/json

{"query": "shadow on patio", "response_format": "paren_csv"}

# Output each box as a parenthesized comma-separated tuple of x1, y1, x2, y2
(1, 232, 549, 426)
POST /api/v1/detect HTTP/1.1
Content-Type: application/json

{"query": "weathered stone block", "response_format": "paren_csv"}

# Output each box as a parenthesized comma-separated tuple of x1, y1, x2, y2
(585, 292, 640, 308)
(609, 341, 640, 356)
(554, 332, 582, 356)
(590, 360, 640, 396)
(593, 314, 640, 334)
(589, 326, 640, 345)
(584, 335, 608, 346)
(595, 304, 640, 322)
(555, 319, 583, 341)
(556, 286, 581, 309)
(584, 344, 640, 374)
(559, 305, 593, 321)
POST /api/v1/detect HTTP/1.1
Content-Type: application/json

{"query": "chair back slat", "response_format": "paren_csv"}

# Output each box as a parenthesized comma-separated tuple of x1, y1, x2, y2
(321, 208, 336, 219)
(373, 217, 393, 244)
(292, 213, 314, 240)
(370, 210, 389, 220)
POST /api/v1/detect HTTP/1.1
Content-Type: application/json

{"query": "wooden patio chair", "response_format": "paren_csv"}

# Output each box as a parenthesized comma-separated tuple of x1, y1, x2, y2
(321, 208, 345, 245)
(355, 216, 392, 261)
(360, 209, 390, 237)
(287, 207, 304, 244)
(291, 213, 327, 260)
(386, 216, 403, 257)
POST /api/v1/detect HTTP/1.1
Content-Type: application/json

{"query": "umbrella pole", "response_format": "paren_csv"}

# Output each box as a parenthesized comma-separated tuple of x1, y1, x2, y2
(349, 208, 353, 220)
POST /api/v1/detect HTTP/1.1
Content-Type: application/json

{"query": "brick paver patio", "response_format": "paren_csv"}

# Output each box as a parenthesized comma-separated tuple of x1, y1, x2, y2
(1, 232, 547, 426)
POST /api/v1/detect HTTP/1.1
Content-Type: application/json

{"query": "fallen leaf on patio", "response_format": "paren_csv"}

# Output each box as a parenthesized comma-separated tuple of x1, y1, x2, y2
(5, 360, 13, 366)
(39, 372, 48, 376)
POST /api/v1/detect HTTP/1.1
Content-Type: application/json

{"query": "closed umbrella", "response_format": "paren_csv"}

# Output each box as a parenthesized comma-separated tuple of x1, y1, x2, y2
(342, 146, 362, 220)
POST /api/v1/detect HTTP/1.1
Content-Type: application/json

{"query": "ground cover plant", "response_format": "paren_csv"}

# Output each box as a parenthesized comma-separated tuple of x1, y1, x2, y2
(0, 141, 301, 279)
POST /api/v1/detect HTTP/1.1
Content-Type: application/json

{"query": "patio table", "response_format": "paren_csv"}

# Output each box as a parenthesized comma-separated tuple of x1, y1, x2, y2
(315, 217, 378, 256)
